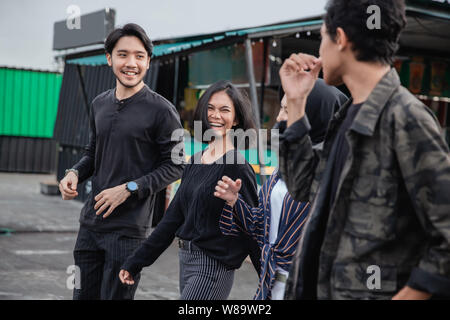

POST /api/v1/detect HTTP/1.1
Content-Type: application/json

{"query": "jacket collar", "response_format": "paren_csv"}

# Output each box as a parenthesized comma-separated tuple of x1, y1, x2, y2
(348, 68, 401, 136)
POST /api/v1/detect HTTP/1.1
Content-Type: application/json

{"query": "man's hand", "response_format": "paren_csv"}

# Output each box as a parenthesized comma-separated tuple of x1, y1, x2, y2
(214, 176, 242, 207)
(59, 172, 79, 200)
(279, 53, 322, 126)
(94, 184, 131, 218)
(392, 286, 432, 300)
(119, 269, 135, 285)
(279, 53, 322, 100)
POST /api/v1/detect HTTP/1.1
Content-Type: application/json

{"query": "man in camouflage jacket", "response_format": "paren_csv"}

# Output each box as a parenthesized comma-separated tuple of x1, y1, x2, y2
(279, 0, 450, 300)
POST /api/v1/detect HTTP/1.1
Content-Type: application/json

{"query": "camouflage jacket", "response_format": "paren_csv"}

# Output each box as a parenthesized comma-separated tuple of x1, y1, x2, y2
(280, 68, 450, 299)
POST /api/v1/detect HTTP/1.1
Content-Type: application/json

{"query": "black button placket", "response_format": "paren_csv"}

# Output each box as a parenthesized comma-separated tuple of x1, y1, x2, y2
(111, 99, 124, 135)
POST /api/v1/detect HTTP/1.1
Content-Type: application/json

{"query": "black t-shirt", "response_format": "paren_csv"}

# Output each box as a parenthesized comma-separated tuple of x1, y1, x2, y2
(328, 102, 364, 208)
(73, 85, 185, 239)
(122, 149, 260, 276)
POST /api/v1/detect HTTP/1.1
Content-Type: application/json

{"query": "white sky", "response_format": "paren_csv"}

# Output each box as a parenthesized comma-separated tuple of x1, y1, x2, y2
(0, 0, 326, 71)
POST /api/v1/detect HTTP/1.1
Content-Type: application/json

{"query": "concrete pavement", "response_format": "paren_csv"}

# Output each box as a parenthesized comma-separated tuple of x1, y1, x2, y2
(0, 172, 258, 300)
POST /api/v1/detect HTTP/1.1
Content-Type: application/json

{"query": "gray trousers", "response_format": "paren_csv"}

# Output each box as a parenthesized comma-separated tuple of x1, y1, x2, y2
(178, 245, 235, 300)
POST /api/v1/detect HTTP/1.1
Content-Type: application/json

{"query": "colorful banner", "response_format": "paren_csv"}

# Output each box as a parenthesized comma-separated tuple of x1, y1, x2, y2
(429, 61, 447, 96)
(394, 60, 403, 74)
(409, 59, 426, 94)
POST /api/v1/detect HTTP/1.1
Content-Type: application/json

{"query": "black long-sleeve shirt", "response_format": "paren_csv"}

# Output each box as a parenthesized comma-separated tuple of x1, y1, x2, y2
(121, 149, 260, 276)
(72, 84, 185, 239)
(327, 102, 363, 208)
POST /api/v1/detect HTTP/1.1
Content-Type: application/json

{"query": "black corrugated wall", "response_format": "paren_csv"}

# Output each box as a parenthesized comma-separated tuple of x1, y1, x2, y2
(0, 136, 56, 173)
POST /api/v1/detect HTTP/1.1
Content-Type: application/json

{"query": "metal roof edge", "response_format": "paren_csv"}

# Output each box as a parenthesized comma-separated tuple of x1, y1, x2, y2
(406, 4, 450, 20)
(0, 66, 62, 74)
(225, 19, 323, 37)
(65, 55, 108, 66)
(153, 15, 324, 44)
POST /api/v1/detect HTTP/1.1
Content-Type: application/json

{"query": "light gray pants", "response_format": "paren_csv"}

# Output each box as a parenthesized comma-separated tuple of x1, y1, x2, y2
(178, 246, 235, 300)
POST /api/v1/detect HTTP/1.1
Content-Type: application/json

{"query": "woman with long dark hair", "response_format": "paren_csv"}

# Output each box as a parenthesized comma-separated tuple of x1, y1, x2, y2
(213, 79, 347, 299)
(119, 80, 260, 299)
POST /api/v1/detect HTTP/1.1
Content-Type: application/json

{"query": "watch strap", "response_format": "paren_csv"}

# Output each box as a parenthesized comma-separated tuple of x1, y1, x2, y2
(65, 168, 79, 178)
(126, 181, 139, 194)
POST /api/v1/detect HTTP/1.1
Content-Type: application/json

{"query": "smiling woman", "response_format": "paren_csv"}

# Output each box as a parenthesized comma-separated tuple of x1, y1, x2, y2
(193, 80, 256, 152)
(119, 80, 261, 300)
(207, 91, 237, 138)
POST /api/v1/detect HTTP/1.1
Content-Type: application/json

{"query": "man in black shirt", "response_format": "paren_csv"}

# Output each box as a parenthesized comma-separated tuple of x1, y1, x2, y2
(59, 23, 184, 300)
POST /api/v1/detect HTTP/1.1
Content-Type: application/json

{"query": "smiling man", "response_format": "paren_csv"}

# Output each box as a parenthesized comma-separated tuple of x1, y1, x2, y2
(59, 23, 184, 300)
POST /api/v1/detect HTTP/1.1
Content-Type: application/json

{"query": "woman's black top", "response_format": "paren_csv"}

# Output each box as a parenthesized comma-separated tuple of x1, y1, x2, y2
(122, 149, 259, 276)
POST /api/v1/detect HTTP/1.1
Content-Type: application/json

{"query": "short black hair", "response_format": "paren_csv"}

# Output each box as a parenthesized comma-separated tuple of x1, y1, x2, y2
(324, 0, 407, 65)
(104, 23, 153, 57)
(193, 80, 256, 148)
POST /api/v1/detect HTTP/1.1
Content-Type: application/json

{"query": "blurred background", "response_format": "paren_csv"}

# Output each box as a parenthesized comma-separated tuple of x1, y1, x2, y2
(0, 0, 449, 299)
(1, 0, 450, 190)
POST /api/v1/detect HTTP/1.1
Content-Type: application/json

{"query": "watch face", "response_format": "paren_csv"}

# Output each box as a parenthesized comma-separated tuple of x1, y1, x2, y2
(127, 181, 138, 192)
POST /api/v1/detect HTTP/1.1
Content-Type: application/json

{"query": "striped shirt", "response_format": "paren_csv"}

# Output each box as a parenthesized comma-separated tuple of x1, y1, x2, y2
(219, 171, 310, 299)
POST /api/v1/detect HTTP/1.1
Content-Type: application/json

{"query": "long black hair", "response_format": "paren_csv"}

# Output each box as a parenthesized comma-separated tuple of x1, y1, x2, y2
(193, 80, 256, 148)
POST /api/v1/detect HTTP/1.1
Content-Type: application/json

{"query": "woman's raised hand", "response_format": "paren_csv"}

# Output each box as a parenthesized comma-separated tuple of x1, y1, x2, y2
(214, 175, 242, 207)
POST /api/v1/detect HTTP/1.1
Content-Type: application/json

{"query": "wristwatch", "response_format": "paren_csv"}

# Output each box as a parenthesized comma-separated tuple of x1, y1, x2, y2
(126, 181, 139, 195)
(65, 168, 79, 178)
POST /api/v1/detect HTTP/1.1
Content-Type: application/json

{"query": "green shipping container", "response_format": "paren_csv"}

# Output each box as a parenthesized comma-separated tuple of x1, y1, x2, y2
(0, 67, 63, 138)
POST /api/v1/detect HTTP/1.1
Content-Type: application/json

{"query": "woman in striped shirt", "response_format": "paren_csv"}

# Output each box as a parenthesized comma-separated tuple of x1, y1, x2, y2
(214, 97, 310, 300)
(215, 171, 309, 300)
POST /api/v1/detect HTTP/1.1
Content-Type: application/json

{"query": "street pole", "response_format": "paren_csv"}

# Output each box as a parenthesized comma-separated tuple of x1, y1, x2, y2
(245, 38, 267, 184)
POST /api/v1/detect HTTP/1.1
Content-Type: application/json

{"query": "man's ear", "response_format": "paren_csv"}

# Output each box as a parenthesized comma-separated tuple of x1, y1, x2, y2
(335, 27, 349, 51)
(147, 57, 151, 70)
(106, 53, 112, 67)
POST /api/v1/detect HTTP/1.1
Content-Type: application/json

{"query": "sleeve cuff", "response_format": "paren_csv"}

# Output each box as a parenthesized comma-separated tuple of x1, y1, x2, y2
(222, 203, 235, 223)
(219, 203, 236, 234)
(234, 194, 251, 232)
(281, 116, 311, 143)
(407, 267, 450, 298)
(235, 194, 246, 215)
(223, 202, 234, 215)
(134, 176, 148, 200)
(121, 259, 143, 278)
(71, 163, 87, 184)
